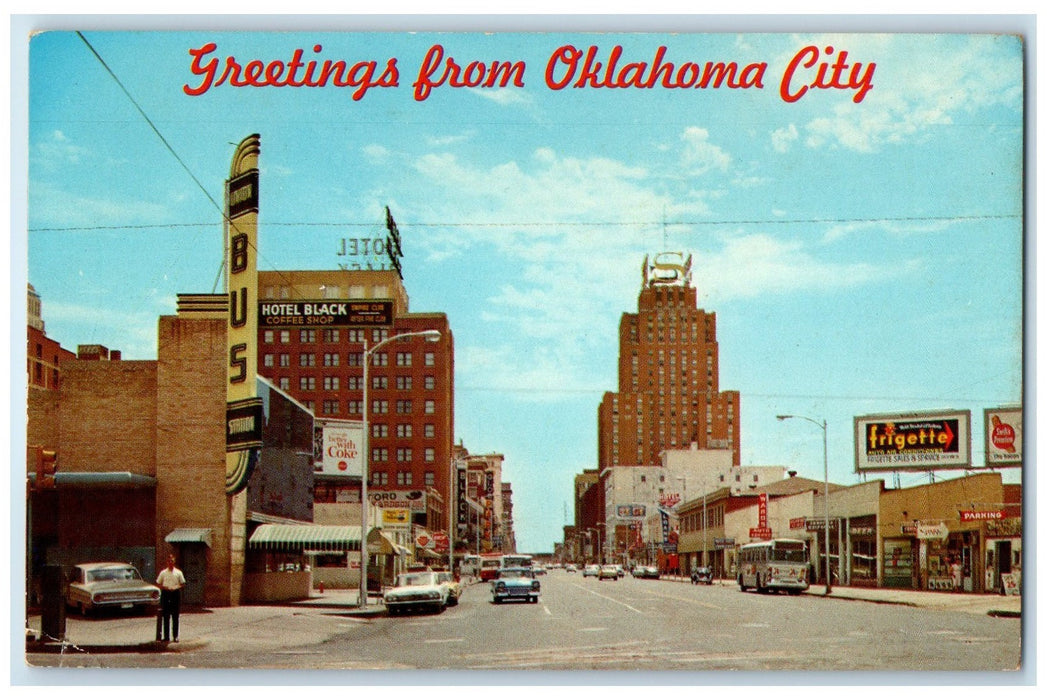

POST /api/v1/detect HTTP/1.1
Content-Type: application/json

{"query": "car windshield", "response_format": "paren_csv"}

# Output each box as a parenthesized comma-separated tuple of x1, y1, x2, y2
(397, 573, 437, 587)
(87, 566, 141, 582)
(498, 568, 531, 579)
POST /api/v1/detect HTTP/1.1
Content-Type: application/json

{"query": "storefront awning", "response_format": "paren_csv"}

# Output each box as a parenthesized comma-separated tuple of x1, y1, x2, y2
(165, 528, 213, 547)
(249, 524, 362, 552)
(53, 472, 157, 489)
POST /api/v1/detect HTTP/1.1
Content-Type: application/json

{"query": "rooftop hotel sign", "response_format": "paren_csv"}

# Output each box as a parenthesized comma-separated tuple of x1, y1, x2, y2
(854, 410, 971, 473)
(259, 300, 393, 327)
(225, 134, 263, 495)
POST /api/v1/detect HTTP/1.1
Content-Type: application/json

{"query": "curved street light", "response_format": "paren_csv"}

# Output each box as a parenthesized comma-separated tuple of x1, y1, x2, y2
(777, 414, 831, 594)
(359, 329, 442, 608)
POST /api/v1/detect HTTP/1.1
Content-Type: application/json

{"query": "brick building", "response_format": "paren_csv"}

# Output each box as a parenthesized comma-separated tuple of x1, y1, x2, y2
(597, 253, 740, 468)
(255, 269, 455, 535)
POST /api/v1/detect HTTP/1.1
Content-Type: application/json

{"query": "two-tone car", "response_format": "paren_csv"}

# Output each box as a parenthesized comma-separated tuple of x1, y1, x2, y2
(65, 562, 161, 615)
(383, 571, 450, 615)
(435, 570, 462, 606)
(491, 567, 541, 604)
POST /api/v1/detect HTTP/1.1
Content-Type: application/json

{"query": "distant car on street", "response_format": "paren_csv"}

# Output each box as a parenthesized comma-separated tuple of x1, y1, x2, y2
(583, 564, 600, 578)
(65, 562, 161, 616)
(383, 571, 450, 615)
(598, 564, 620, 581)
(634, 565, 660, 579)
(691, 567, 714, 585)
(491, 567, 541, 604)
(565, 564, 577, 573)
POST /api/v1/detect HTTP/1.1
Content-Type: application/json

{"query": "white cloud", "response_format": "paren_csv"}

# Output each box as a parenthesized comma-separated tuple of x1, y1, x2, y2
(680, 127, 731, 175)
(771, 123, 799, 153)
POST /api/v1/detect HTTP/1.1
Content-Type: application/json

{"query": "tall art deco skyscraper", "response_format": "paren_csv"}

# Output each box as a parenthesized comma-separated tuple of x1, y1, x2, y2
(598, 253, 740, 468)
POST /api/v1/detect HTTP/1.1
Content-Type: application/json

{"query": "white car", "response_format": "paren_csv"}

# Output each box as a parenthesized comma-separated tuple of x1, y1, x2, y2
(583, 564, 600, 578)
(65, 562, 161, 615)
(383, 571, 450, 615)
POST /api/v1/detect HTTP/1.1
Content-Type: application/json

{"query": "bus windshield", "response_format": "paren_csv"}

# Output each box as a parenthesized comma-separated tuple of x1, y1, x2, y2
(771, 544, 807, 562)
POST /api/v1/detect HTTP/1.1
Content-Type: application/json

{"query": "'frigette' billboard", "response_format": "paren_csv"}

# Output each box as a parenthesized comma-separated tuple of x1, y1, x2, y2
(854, 410, 971, 472)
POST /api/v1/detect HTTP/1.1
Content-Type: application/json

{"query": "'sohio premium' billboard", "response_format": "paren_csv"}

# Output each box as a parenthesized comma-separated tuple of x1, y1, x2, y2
(984, 406, 1022, 466)
(854, 410, 971, 472)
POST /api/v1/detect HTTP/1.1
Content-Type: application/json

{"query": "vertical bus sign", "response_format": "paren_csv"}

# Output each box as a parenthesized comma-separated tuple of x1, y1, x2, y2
(225, 134, 261, 495)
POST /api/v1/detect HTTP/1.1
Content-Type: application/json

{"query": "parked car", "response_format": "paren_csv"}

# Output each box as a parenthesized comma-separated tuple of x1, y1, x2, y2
(491, 567, 541, 604)
(435, 570, 462, 605)
(65, 562, 161, 615)
(614, 565, 626, 578)
(533, 565, 547, 576)
(383, 571, 450, 615)
(598, 564, 620, 581)
(635, 565, 660, 579)
(583, 564, 600, 578)
(565, 564, 577, 573)
(691, 567, 714, 585)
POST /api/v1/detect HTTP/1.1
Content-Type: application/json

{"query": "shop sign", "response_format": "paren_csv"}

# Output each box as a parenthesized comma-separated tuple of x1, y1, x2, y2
(381, 508, 411, 531)
(369, 489, 427, 513)
(960, 510, 1004, 522)
(986, 518, 1022, 537)
(749, 527, 772, 540)
(849, 526, 875, 536)
(984, 407, 1022, 466)
(901, 523, 918, 535)
(916, 522, 949, 541)
(1001, 573, 1021, 596)
(258, 299, 393, 328)
(805, 517, 839, 532)
(758, 493, 768, 528)
(714, 538, 735, 549)
(789, 517, 806, 530)
(617, 503, 647, 520)
(854, 410, 971, 472)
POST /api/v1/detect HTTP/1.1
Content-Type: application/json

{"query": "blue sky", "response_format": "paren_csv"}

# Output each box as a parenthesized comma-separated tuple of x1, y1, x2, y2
(16, 23, 1026, 553)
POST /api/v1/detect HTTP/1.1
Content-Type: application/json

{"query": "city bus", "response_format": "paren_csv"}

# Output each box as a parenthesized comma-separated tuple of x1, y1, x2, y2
(460, 554, 481, 578)
(479, 552, 504, 582)
(737, 538, 810, 594)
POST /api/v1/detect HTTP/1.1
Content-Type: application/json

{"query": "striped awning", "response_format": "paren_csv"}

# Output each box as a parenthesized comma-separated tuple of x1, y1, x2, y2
(165, 528, 213, 547)
(249, 524, 361, 552)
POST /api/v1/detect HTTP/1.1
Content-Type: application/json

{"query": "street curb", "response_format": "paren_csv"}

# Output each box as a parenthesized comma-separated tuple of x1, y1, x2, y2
(26, 639, 204, 655)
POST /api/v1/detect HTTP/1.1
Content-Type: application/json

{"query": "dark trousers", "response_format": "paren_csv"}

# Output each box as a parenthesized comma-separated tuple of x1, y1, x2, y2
(159, 589, 181, 641)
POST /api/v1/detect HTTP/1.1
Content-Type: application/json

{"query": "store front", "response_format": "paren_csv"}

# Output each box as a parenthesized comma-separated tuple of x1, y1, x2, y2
(846, 516, 878, 587)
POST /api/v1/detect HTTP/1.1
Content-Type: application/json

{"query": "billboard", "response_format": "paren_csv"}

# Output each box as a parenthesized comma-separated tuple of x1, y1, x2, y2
(854, 410, 971, 472)
(258, 299, 393, 328)
(313, 419, 364, 477)
(984, 406, 1022, 466)
(616, 503, 647, 520)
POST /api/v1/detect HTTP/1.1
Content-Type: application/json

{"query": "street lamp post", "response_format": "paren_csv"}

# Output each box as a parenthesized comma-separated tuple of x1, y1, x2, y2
(359, 329, 441, 608)
(777, 414, 831, 594)
(595, 522, 605, 564)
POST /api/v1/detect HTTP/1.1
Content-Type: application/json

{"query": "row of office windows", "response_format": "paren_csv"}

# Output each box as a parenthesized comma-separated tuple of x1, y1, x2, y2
(310, 397, 440, 416)
(369, 470, 437, 486)
(262, 351, 436, 368)
(369, 447, 439, 464)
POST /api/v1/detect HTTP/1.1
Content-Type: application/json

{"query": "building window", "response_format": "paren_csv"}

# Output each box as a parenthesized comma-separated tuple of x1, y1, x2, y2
(396, 352, 413, 367)
(263, 354, 274, 367)
(424, 352, 436, 367)
(424, 448, 435, 462)
(424, 472, 435, 487)
(396, 471, 414, 486)
(396, 448, 413, 462)
(396, 376, 413, 390)
(424, 424, 435, 438)
(263, 330, 274, 343)
(299, 376, 316, 391)
(372, 375, 388, 390)
(299, 353, 316, 367)
(372, 400, 388, 414)
(348, 329, 365, 343)
(374, 352, 389, 367)
(424, 376, 436, 390)
(279, 377, 290, 391)
(396, 400, 413, 415)
(373, 328, 389, 343)
(372, 470, 388, 484)
(347, 400, 363, 415)
(424, 400, 436, 414)
(323, 353, 340, 367)
(279, 354, 290, 367)
(347, 376, 363, 390)
(347, 352, 363, 366)
(397, 424, 413, 438)
(322, 329, 340, 343)
(300, 329, 316, 343)
(372, 449, 388, 463)
(280, 330, 291, 344)
(324, 376, 340, 391)
(322, 400, 340, 415)
(372, 424, 388, 438)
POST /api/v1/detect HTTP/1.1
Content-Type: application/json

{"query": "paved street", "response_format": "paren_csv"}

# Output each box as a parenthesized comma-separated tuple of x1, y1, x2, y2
(23, 571, 1023, 677)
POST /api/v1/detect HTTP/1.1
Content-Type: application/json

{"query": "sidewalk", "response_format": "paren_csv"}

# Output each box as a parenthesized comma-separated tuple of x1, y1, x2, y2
(660, 574, 1023, 617)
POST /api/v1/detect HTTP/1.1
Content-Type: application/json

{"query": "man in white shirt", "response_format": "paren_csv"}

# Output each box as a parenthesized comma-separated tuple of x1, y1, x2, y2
(156, 554, 186, 642)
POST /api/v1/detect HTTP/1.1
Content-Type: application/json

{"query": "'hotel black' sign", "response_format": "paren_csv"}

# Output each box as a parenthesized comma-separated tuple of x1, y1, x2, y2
(258, 300, 393, 327)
